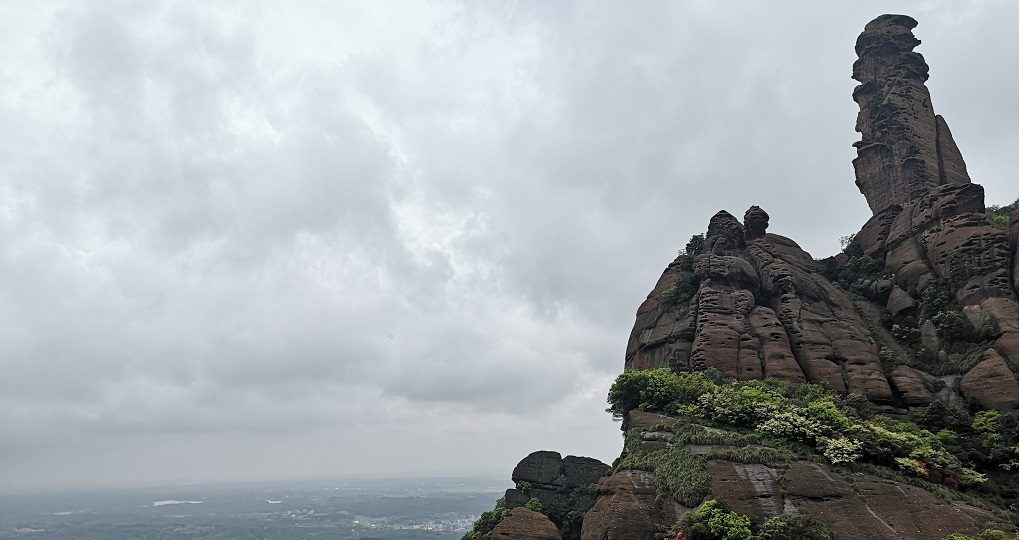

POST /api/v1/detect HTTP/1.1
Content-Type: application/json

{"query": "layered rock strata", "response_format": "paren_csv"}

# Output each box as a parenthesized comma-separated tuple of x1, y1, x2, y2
(626, 14, 1019, 411)
(851, 14, 970, 213)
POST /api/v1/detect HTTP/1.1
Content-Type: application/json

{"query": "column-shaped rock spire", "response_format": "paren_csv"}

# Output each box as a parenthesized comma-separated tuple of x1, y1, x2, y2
(852, 14, 971, 213)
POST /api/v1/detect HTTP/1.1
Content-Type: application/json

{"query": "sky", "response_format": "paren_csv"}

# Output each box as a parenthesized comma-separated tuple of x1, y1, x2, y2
(1, 1, 1017, 493)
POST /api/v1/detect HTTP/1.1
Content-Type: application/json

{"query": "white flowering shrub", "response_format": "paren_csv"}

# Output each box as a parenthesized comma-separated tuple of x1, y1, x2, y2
(817, 436, 862, 464)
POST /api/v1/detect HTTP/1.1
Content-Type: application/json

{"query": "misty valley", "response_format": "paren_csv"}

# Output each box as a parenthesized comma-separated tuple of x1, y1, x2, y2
(0, 477, 504, 540)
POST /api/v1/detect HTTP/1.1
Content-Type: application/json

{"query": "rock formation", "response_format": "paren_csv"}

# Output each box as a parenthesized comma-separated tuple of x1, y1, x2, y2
(851, 14, 971, 213)
(625, 13, 1019, 413)
(489, 507, 562, 540)
(467, 451, 609, 540)
(472, 14, 1019, 540)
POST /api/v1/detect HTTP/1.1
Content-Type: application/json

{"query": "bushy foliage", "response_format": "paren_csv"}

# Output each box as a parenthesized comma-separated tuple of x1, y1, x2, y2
(986, 203, 1014, 228)
(607, 371, 992, 488)
(662, 273, 702, 306)
(704, 445, 794, 466)
(675, 499, 752, 540)
(668, 500, 833, 540)
(817, 436, 863, 464)
(685, 234, 706, 255)
(525, 497, 544, 513)
(615, 429, 711, 507)
(932, 310, 979, 342)
(607, 368, 719, 420)
(828, 253, 885, 291)
(463, 504, 511, 539)
(920, 283, 954, 319)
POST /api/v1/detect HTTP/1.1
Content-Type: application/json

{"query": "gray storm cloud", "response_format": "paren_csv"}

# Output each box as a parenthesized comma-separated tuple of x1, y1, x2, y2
(0, 0, 1016, 491)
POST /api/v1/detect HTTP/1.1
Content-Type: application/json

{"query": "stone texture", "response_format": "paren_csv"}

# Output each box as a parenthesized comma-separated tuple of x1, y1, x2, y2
(780, 462, 1004, 539)
(851, 14, 970, 213)
(705, 461, 784, 519)
(499, 14, 1019, 540)
(743, 205, 769, 240)
(889, 365, 935, 406)
(579, 470, 680, 540)
(624, 15, 1019, 411)
(503, 450, 610, 537)
(626, 206, 894, 402)
(959, 351, 1019, 409)
(490, 507, 561, 540)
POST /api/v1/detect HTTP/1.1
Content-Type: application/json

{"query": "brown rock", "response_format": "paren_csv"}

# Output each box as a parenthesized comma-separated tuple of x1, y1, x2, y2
(512, 451, 565, 486)
(886, 286, 915, 317)
(505, 451, 610, 510)
(889, 365, 935, 406)
(490, 507, 561, 540)
(743, 205, 769, 240)
(782, 461, 1003, 539)
(1012, 209, 1019, 291)
(580, 471, 680, 540)
(960, 350, 1019, 409)
(706, 461, 784, 519)
(627, 410, 679, 432)
(852, 14, 970, 214)
(705, 211, 746, 254)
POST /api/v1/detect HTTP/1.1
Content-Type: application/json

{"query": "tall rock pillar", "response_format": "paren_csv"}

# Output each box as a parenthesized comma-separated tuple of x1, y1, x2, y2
(851, 14, 971, 213)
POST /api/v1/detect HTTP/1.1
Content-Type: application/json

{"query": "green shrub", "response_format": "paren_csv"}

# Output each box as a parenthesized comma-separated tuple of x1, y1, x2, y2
(757, 410, 825, 443)
(817, 436, 863, 464)
(615, 430, 710, 507)
(464, 504, 511, 539)
(525, 497, 543, 513)
(685, 234, 706, 255)
(662, 273, 702, 306)
(932, 310, 978, 342)
(986, 204, 1013, 229)
(920, 283, 954, 318)
(697, 384, 785, 426)
(607, 368, 718, 420)
(675, 499, 752, 540)
(704, 445, 794, 465)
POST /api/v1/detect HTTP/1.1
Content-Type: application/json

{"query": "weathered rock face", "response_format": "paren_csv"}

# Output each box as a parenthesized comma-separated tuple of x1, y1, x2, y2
(483, 13, 1019, 540)
(502, 451, 610, 540)
(579, 470, 681, 540)
(489, 507, 562, 540)
(626, 208, 893, 403)
(851, 14, 970, 213)
(626, 14, 1019, 411)
(706, 458, 1004, 538)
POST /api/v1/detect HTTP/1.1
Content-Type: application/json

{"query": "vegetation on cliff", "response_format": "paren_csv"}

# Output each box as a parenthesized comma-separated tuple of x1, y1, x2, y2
(608, 368, 1019, 511)
(665, 499, 833, 540)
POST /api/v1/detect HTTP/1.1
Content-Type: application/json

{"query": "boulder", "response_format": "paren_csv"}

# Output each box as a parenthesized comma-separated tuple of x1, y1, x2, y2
(580, 471, 680, 540)
(960, 350, 1019, 409)
(889, 365, 935, 406)
(490, 507, 561, 540)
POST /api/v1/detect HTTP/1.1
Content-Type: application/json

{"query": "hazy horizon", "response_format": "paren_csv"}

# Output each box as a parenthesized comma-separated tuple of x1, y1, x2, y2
(2, 0, 1018, 493)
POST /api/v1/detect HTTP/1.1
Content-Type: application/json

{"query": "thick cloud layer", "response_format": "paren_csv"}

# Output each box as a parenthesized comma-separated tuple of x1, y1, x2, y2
(1, 1, 1016, 492)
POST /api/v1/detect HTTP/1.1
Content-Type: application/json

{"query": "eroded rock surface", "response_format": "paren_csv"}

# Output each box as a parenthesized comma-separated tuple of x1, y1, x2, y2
(851, 14, 970, 213)
(625, 13, 1019, 409)
(579, 470, 681, 540)
(500, 451, 610, 540)
(490, 507, 562, 540)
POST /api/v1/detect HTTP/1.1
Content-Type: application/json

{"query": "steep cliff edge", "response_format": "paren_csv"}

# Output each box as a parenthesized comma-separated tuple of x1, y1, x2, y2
(626, 14, 1019, 411)
(467, 14, 1019, 540)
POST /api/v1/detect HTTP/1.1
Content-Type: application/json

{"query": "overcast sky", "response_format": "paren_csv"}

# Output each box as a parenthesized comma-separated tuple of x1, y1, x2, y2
(1, 1, 1017, 493)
